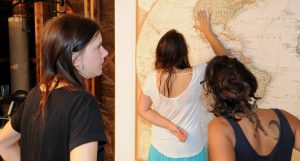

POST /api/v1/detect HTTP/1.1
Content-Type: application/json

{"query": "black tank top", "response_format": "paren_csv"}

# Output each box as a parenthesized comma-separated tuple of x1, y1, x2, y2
(224, 109, 295, 161)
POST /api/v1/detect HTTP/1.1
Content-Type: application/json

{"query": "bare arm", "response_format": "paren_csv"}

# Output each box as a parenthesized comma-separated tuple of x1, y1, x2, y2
(280, 110, 300, 151)
(194, 10, 228, 56)
(295, 119, 300, 151)
(70, 142, 98, 161)
(208, 118, 235, 161)
(295, 125, 300, 151)
(137, 92, 187, 142)
(0, 120, 21, 161)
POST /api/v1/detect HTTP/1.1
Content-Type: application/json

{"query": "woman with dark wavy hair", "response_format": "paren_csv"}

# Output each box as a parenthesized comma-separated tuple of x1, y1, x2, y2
(203, 56, 300, 161)
(138, 10, 227, 161)
(0, 14, 108, 161)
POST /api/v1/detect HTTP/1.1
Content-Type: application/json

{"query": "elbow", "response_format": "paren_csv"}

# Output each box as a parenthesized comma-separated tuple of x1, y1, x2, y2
(0, 142, 8, 152)
(137, 108, 145, 117)
(0, 137, 19, 153)
(137, 106, 150, 118)
(0, 142, 17, 153)
(0, 139, 7, 151)
(0, 144, 4, 153)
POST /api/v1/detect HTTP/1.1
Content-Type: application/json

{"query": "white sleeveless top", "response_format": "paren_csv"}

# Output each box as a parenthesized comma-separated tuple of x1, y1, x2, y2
(142, 64, 212, 158)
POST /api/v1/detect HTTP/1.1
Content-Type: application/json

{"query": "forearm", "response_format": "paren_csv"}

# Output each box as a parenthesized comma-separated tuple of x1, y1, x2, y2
(0, 143, 20, 161)
(137, 94, 187, 142)
(138, 108, 173, 129)
(195, 10, 228, 56)
(203, 31, 227, 56)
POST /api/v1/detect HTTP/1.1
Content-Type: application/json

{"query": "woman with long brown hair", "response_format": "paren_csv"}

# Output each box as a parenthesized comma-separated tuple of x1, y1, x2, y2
(137, 10, 227, 161)
(0, 14, 108, 161)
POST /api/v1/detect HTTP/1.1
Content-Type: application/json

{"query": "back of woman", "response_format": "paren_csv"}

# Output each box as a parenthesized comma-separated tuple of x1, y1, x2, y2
(224, 108, 294, 161)
(157, 68, 193, 98)
(144, 63, 207, 158)
(204, 56, 300, 161)
(138, 10, 228, 161)
(11, 86, 106, 161)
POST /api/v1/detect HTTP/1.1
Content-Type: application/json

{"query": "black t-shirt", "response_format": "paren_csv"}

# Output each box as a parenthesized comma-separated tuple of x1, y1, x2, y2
(11, 86, 107, 161)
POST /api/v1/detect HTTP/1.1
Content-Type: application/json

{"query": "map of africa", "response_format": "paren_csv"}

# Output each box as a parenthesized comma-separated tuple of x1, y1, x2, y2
(136, 0, 300, 160)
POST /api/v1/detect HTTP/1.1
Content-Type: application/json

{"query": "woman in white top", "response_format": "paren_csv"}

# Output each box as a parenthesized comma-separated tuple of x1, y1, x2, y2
(137, 11, 228, 161)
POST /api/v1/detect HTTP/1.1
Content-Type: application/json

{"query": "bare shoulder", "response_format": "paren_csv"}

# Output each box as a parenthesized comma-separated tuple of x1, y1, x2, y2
(209, 116, 231, 129)
(208, 117, 236, 161)
(277, 109, 300, 132)
(209, 116, 235, 144)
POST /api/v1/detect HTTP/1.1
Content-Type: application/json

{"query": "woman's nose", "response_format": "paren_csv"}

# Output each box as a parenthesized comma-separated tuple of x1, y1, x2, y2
(101, 47, 109, 58)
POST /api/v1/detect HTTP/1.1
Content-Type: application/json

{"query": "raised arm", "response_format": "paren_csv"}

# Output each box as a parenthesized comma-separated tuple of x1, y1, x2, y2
(137, 91, 187, 142)
(194, 10, 228, 56)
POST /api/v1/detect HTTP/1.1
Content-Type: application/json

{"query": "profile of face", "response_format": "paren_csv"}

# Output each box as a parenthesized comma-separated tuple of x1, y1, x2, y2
(73, 33, 109, 79)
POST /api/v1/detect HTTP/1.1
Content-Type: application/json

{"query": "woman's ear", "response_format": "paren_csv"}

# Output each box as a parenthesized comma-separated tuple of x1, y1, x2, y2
(72, 52, 81, 67)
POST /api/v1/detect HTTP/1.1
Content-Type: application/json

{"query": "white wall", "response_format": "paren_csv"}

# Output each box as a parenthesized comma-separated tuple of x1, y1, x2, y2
(115, 0, 136, 161)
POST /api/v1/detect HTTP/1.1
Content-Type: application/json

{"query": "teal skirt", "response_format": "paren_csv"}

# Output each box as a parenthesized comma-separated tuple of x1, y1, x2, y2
(148, 145, 207, 161)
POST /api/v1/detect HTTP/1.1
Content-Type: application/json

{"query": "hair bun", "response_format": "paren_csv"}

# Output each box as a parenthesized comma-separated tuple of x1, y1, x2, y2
(218, 78, 250, 103)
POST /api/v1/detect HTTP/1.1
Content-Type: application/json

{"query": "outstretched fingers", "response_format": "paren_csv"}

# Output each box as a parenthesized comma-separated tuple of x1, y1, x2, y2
(194, 10, 211, 33)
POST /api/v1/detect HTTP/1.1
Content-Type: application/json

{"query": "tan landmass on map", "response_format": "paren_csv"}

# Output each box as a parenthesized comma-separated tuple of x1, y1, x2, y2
(194, 0, 256, 27)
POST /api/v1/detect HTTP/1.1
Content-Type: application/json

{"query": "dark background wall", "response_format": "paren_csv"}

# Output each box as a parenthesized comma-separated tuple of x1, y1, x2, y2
(0, 0, 12, 86)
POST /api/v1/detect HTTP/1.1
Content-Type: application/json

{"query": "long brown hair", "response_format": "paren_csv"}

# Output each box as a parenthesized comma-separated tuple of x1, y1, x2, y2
(155, 29, 191, 97)
(39, 14, 101, 117)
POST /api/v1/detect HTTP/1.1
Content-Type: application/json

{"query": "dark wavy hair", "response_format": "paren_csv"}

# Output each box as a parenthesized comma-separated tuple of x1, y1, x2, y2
(203, 56, 267, 135)
(40, 14, 101, 116)
(155, 29, 191, 97)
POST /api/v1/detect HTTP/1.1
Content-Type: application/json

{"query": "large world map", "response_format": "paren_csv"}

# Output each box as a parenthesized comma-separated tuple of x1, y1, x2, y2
(136, 0, 300, 160)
